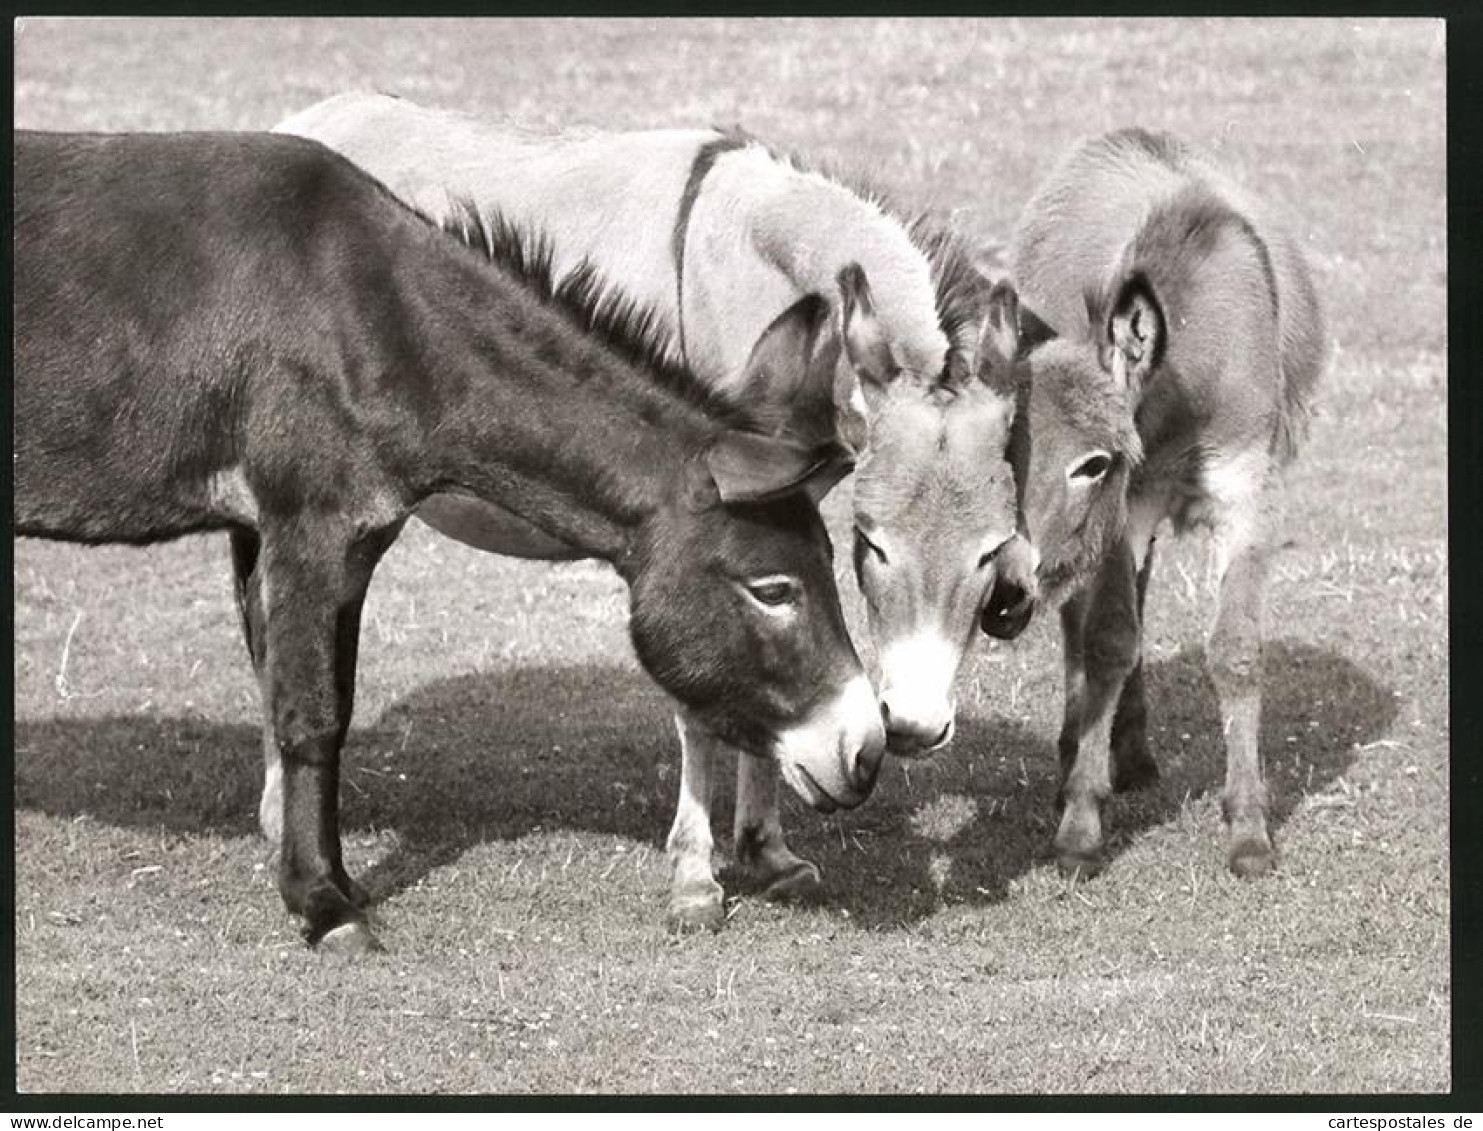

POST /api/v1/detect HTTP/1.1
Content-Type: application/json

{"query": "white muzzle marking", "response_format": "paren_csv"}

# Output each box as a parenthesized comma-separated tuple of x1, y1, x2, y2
(878, 631, 960, 751)
(774, 673, 884, 808)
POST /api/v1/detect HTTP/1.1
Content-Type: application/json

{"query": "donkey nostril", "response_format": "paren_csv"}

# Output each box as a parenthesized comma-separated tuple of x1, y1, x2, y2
(930, 721, 952, 747)
(983, 580, 1036, 640)
(993, 583, 1028, 615)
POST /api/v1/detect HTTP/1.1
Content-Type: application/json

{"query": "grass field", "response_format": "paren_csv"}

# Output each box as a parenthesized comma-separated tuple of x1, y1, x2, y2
(12, 17, 1448, 1095)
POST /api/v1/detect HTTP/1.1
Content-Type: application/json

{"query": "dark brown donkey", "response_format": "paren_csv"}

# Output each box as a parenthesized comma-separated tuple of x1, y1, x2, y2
(15, 130, 884, 953)
(984, 129, 1324, 877)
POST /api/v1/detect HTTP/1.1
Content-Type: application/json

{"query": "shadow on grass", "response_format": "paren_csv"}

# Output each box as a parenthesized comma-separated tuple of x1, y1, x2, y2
(15, 664, 680, 900)
(796, 640, 1399, 928)
(15, 641, 1394, 930)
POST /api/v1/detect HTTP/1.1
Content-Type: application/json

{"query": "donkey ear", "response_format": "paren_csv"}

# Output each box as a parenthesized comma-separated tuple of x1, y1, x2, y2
(976, 280, 1023, 379)
(733, 290, 869, 457)
(1019, 301, 1056, 353)
(798, 457, 853, 506)
(974, 281, 1054, 392)
(1103, 275, 1165, 394)
(732, 292, 846, 446)
(837, 262, 900, 393)
(702, 431, 851, 506)
(831, 354, 870, 455)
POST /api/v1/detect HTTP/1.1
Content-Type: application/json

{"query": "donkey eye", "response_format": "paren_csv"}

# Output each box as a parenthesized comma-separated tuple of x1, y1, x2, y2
(1068, 451, 1113, 482)
(855, 527, 889, 565)
(744, 577, 799, 608)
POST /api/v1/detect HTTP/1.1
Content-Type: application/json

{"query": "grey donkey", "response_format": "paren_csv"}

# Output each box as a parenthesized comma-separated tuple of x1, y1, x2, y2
(986, 128, 1325, 877)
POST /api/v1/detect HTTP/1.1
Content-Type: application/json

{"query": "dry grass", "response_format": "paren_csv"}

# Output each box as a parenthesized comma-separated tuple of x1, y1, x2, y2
(12, 16, 1447, 1096)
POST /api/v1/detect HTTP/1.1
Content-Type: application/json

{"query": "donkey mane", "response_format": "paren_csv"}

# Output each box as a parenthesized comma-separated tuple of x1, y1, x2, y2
(436, 196, 747, 429)
(905, 216, 992, 378)
(1105, 126, 1188, 169)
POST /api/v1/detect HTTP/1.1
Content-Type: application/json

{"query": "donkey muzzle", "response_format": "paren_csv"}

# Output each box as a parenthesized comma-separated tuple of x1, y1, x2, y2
(877, 632, 960, 758)
(882, 705, 955, 757)
(775, 674, 886, 811)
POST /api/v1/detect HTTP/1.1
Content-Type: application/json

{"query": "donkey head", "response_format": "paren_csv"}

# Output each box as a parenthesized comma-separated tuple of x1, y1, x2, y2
(836, 264, 1029, 756)
(628, 290, 885, 812)
(982, 275, 1156, 609)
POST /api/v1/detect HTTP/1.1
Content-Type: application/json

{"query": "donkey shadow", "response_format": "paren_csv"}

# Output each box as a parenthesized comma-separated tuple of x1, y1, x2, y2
(793, 640, 1398, 928)
(15, 664, 682, 899)
(15, 642, 1394, 930)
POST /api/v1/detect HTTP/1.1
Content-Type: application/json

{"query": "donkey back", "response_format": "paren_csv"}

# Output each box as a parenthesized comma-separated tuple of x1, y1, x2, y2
(1011, 128, 1323, 473)
(276, 92, 714, 356)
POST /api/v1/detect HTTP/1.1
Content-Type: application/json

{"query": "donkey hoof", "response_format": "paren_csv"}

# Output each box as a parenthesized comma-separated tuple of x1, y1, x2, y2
(1054, 802, 1104, 879)
(667, 887, 726, 935)
(315, 921, 384, 955)
(761, 859, 822, 902)
(1055, 849, 1104, 880)
(1227, 835, 1274, 878)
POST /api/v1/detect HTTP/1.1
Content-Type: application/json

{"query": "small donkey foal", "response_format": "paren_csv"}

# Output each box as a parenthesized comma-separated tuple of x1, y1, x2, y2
(992, 128, 1324, 877)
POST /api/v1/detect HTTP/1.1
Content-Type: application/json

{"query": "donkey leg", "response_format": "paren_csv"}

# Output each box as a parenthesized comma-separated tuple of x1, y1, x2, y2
(665, 710, 725, 932)
(1109, 660, 1154, 792)
(325, 523, 402, 911)
(1056, 590, 1090, 796)
(261, 524, 383, 952)
(1208, 495, 1278, 877)
(1111, 510, 1162, 793)
(1055, 542, 1140, 877)
(230, 531, 288, 846)
(734, 755, 820, 900)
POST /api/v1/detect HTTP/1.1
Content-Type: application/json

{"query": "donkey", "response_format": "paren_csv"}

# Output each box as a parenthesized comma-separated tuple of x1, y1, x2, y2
(986, 128, 1324, 877)
(16, 129, 886, 952)
(276, 93, 1034, 922)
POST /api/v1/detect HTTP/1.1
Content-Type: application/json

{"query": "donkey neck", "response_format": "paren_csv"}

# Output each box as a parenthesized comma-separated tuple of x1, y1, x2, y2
(392, 228, 720, 566)
(723, 148, 950, 379)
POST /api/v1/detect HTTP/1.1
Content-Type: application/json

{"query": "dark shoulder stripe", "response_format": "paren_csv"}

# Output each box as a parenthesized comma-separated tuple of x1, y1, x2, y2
(671, 132, 752, 363)
(1137, 182, 1280, 321)
(1225, 207, 1280, 320)
(1194, 193, 1280, 320)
